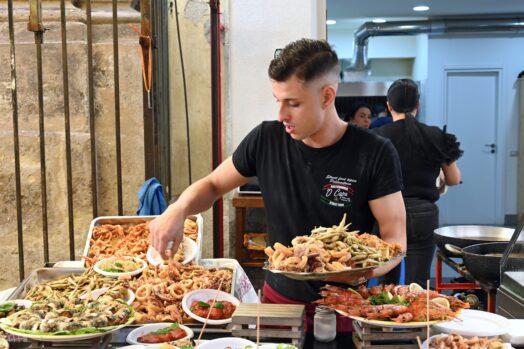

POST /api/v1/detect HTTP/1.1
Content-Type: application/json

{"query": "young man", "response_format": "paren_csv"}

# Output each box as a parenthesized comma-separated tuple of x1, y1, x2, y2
(150, 39, 406, 330)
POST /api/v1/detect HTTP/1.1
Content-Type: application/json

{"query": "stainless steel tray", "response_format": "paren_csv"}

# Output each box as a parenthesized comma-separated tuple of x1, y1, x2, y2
(82, 214, 204, 267)
(8, 267, 86, 300)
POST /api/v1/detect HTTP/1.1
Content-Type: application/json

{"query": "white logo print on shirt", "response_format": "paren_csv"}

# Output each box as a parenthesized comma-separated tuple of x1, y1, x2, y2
(320, 175, 356, 207)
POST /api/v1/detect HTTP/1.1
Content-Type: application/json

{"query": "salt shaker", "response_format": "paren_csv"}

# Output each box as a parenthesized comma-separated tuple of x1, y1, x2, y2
(313, 305, 336, 342)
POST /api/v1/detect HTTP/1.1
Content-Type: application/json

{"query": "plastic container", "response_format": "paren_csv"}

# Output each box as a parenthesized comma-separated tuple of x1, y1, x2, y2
(314, 305, 336, 342)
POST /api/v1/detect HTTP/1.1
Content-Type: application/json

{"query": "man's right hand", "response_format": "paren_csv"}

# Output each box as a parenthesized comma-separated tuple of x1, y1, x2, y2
(149, 206, 186, 259)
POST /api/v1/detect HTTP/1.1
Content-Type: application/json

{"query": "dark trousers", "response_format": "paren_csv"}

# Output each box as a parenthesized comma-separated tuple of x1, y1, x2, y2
(381, 198, 438, 286)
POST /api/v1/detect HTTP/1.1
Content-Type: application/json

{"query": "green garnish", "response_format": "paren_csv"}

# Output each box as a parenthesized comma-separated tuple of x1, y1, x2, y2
(102, 268, 124, 273)
(150, 323, 179, 335)
(197, 301, 210, 308)
(213, 302, 224, 309)
(368, 291, 408, 306)
(114, 262, 123, 268)
(276, 345, 296, 349)
(0, 302, 15, 313)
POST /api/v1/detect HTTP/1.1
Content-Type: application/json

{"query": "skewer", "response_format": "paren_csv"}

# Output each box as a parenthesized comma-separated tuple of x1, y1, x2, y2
(416, 335, 424, 349)
(426, 279, 430, 340)
(256, 289, 261, 349)
(196, 278, 225, 345)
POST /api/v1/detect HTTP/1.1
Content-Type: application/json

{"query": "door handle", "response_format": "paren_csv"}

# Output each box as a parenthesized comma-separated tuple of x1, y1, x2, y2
(484, 143, 496, 154)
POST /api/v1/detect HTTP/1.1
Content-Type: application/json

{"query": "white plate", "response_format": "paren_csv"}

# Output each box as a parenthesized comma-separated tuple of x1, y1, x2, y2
(93, 256, 147, 278)
(147, 237, 198, 266)
(196, 337, 255, 349)
(79, 287, 135, 305)
(502, 319, 524, 346)
(337, 310, 445, 328)
(0, 323, 126, 343)
(0, 299, 32, 315)
(432, 309, 511, 337)
(422, 334, 514, 349)
(126, 323, 193, 346)
(181, 289, 240, 325)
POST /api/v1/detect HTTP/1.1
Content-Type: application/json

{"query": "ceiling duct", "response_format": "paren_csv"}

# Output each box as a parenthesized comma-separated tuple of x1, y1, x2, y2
(347, 16, 524, 72)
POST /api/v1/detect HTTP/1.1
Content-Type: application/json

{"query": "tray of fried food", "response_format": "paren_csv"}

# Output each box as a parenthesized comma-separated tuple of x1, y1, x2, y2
(9, 268, 129, 305)
(315, 283, 470, 328)
(424, 333, 510, 349)
(82, 214, 203, 267)
(122, 262, 234, 325)
(263, 214, 404, 281)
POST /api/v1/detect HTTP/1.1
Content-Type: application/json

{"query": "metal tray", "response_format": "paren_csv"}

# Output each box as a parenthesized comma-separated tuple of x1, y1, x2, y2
(8, 267, 86, 300)
(263, 253, 404, 281)
(82, 214, 204, 267)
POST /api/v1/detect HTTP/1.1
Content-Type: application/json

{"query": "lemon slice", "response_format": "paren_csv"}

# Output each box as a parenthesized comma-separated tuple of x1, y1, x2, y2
(408, 282, 424, 292)
(385, 291, 393, 301)
(432, 297, 451, 308)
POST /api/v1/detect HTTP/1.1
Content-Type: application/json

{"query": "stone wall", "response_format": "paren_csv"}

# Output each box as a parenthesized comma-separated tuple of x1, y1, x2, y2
(0, 2, 144, 289)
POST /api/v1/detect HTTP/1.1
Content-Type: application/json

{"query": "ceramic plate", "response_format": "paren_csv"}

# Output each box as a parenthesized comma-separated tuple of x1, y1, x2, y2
(181, 289, 240, 325)
(432, 309, 511, 337)
(126, 323, 193, 346)
(422, 333, 514, 349)
(196, 337, 255, 349)
(338, 310, 444, 328)
(93, 256, 147, 278)
(147, 237, 197, 266)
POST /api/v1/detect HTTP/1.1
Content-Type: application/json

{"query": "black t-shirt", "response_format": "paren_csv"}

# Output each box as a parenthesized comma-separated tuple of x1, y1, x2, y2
(374, 119, 462, 202)
(232, 121, 402, 302)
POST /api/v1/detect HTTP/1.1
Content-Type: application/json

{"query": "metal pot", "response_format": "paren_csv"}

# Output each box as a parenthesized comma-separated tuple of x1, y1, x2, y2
(434, 225, 514, 257)
(445, 242, 508, 285)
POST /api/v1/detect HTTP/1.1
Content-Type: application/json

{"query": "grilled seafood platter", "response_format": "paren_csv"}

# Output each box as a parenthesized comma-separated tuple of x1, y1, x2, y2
(0, 297, 134, 337)
(264, 214, 403, 273)
(315, 283, 469, 326)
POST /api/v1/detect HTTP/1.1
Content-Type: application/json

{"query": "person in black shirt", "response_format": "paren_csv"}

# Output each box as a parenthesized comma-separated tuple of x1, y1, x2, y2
(149, 39, 406, 331)
(346, 101, 372, 129)
(374, 78, 462, 286)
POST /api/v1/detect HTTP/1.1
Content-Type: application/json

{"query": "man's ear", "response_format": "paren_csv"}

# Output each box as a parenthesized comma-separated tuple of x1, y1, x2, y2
(386, 101, 394, 112)
(322, 85, 337, 108)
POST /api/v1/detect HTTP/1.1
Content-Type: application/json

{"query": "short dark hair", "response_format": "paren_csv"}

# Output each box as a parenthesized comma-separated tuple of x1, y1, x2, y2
(348, 101, 372, 121)
(268, 39, 339, 82)
(387, 79, 420, 113)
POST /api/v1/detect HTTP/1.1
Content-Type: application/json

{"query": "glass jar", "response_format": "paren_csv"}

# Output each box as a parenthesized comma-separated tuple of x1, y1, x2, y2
(313, 305, 336, 342)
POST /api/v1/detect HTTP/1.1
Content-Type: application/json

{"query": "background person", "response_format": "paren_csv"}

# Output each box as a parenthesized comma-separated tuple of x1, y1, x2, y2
(149, 39, 406, 332)
(374, 78, 463, 286)
(346, 101, 372, 129)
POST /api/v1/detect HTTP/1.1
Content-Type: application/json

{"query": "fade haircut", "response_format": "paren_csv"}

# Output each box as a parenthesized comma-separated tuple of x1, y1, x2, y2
(268, 38, 339, 82)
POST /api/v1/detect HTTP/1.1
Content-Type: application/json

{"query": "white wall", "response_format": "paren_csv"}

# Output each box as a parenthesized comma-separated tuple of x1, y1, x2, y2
(227, 0, 326, 151)
(425, 35, 524, 217)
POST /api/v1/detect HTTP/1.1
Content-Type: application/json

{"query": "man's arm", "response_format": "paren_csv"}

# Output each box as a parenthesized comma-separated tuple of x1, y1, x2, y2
(368, 191, 407, 277)
(149, 157, 248, 255)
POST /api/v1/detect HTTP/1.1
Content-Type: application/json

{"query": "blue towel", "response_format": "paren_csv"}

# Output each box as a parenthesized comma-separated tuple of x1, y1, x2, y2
(137, 177, 167, 215)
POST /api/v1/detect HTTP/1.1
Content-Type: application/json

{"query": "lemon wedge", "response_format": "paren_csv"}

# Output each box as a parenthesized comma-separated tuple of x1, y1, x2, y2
(408, 282, 424, 292)
(432, 297, 451, 309)
(385, 291, 393, 301)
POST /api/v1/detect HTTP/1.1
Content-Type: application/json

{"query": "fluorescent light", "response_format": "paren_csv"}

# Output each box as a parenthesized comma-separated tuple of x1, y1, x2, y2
(326, 19, 337, 25)
(372, 18, 387, 23)
(413, 5, 430, 11)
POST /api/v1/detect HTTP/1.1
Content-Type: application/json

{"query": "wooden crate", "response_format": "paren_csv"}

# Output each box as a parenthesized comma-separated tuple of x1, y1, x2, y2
(232, 303, 305, 348)
(352, 320, 432, 349)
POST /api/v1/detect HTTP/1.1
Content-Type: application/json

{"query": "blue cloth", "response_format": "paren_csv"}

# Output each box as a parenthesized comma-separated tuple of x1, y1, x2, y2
(137, 177, 167, 215)
(370, 116, 393, 129)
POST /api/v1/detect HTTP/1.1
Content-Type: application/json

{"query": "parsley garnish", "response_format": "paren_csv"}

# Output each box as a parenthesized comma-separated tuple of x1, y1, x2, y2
(150, 323, 179, 335)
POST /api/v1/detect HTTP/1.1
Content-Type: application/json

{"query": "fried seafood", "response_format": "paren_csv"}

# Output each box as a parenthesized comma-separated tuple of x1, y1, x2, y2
(3, 297, 132, 334)
(265, 215, 402, 272)
(315, 283, 469, 323)
(84, 218, 198, 267)
(429, 333, 504, 349)
(124, 263, 233, 324)
(24, 269, 127, 304)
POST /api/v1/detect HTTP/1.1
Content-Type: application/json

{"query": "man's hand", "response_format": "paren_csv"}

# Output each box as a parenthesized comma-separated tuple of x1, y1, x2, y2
(149, 206, 186, 259)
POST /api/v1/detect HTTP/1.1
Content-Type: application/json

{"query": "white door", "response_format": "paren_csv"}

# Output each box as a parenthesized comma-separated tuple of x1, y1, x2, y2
(438, 70, 501, 225)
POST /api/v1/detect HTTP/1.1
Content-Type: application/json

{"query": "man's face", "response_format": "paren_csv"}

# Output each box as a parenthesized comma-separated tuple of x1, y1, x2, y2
(271, 75, 326, 142)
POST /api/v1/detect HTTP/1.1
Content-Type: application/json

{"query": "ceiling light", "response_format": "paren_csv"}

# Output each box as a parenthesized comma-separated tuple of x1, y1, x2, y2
(372, 18, 387, 23)
(326, 19, 337, 25)
(413, 5, 430, 11)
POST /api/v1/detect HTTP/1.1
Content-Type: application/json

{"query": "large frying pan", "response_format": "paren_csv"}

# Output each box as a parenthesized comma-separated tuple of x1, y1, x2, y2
(445, 242, 508, 285)
(434, 225, 514, 257)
